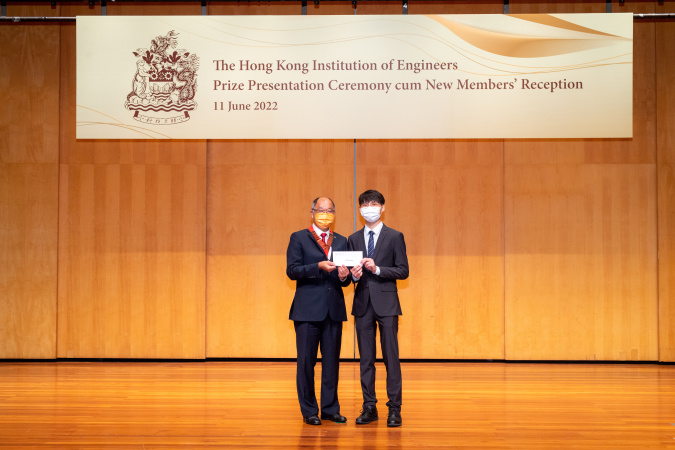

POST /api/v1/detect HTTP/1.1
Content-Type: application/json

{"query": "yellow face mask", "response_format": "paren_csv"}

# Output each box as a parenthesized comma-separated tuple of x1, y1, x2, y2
(314, 213, 335, 229)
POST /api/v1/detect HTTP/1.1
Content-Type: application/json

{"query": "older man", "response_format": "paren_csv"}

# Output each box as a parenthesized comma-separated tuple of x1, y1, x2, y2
(286, 197, 351, 425)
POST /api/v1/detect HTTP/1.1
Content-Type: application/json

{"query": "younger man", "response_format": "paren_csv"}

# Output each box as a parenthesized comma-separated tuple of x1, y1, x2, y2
(348, 190, 409, 427)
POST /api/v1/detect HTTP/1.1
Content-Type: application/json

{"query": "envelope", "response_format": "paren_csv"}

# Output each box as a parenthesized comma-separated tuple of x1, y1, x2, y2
(332, 251, 363, 267)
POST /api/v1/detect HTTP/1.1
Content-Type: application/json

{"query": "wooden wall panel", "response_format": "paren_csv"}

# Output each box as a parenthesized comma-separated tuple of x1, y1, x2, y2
(355, 140, 505, 359)
(0, 164, 58, 359)
(656, 1, 675, 362)
(0, 3, 60, 163)
(306, 1, 354, 15)
(205, 2, 356, 359)
(355, 1, 405, 14)
(410, 1, 503, 14)
(57, 158, 206, 358)
(107, 1, 201, 15)
(504, 1, 658, 360)
(57, 4, 207, 359)
(505, 165, 657, 360)
(209, 1, 300, 15)
(207, 140, 354, 358)
(0, 3, 60, 358)
(510, 0, 607, 14)
(1, 1, 672, 361)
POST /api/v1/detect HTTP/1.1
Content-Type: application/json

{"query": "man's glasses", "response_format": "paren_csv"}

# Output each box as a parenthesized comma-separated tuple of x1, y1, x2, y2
(313, 209, 335, 214)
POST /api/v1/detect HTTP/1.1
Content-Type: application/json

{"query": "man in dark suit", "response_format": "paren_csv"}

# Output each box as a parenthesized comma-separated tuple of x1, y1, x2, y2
(286, 197, 351, 425)
(348, 190, 409, 427)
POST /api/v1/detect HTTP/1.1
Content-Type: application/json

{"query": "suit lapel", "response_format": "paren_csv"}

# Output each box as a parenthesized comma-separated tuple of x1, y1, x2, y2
(306, 228, 328, 259)
(354, 228, 366, 254)
(372, 224, 388, 261)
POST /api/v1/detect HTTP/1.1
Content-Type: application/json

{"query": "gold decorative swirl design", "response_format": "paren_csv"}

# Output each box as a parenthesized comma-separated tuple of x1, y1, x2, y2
(428, 14, 630, 58)
(77, 106, 173, 139)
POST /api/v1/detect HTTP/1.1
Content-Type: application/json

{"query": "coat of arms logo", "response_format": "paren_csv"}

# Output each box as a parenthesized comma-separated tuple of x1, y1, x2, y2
(124, 30, 199, 125)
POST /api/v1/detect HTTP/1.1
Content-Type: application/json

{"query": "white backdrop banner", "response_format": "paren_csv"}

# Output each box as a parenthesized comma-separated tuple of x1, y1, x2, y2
(76, 14, 633, 139)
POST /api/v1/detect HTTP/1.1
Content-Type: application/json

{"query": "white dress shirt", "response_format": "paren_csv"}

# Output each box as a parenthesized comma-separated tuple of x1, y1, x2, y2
(363, 222, 384, 251)
(361, 222, 383, 277)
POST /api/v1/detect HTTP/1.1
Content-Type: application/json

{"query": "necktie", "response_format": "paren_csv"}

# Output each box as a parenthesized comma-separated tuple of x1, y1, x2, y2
(321, 232, 327, 245)
(367, 230, 374, 258)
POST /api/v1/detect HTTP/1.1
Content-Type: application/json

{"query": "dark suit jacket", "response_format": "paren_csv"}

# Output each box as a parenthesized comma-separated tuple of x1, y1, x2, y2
(287, 228, 351, 322)
(348, 224, 409, 317)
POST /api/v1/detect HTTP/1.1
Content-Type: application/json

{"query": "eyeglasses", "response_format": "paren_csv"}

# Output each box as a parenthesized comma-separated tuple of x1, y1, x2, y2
(312, 209, 335, 214)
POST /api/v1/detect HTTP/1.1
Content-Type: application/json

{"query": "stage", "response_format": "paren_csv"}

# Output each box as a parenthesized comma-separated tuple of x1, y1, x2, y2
(0, 361, 673, 448)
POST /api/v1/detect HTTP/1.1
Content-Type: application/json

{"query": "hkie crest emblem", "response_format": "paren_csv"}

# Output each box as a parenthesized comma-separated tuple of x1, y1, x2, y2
(125, 30, 199, 125)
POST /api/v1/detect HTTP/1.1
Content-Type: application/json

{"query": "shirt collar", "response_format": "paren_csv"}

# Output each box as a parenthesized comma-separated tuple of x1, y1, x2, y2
(313, 223, 331, 237)
(364, 222, 384, 236)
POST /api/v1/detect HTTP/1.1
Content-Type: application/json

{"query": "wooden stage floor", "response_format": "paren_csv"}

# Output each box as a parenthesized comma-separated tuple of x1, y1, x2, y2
(0, 361, 674, 449)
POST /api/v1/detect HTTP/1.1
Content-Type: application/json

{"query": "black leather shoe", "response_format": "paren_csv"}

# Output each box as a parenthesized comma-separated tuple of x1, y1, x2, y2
(321, 412, 347, 423)
(303, 414, 322, 425)
(387, 408, 402, 427)
(355, 406, 378, 424)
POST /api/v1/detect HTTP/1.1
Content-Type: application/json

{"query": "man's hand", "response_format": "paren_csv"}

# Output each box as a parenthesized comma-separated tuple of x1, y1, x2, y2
(337, 265, 349, 279)
(361, 258, 377, 273)
(319, 261, 337, 273)
(350, 264, 363, 279)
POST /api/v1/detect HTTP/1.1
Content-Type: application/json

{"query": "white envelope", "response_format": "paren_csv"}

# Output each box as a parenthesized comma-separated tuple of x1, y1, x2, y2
(332, 251, 363, 267)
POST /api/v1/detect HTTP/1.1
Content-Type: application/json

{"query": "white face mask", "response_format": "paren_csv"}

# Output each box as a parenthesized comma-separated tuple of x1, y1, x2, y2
(360, 206, 382, 223)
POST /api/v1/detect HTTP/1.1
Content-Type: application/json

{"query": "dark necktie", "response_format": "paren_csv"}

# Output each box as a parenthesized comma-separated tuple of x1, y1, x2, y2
(321, 232, 327, 245)
(367, 230, 374, 259)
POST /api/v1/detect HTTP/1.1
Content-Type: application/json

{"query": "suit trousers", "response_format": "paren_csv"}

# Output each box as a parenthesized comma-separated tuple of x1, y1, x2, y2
(355, 298, 402, 411)
(294, 316, 343, 417)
